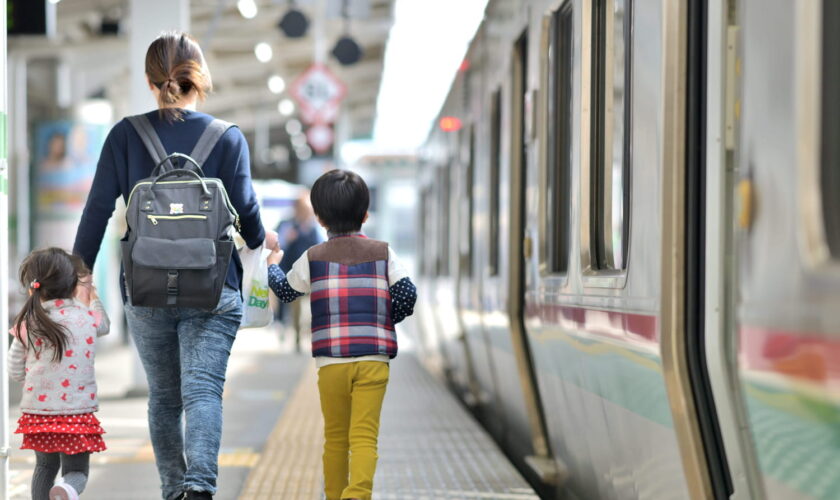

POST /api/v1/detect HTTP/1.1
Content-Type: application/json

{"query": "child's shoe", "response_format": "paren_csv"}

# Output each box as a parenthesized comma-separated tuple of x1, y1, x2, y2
(49, 478, 79, 500)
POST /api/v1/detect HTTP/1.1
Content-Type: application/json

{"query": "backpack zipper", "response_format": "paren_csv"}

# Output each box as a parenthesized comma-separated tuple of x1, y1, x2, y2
(147, 214, 208, 225)
(127, 179, 241, 230)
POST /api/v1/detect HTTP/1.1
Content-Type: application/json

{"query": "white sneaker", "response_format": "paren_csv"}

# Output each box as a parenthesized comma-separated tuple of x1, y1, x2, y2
(49, 478, 80, 500)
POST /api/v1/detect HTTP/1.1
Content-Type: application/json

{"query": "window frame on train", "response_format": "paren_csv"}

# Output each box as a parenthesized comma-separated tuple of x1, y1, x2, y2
(540, 1, 574, 277)
(463, 124, 476, 277)
(489, 88, 503, 276)
(819, 0, 840, 262)
(437, 164, 452, 277)
(582, 0, 634, 282)
(798, 0, 840, 269)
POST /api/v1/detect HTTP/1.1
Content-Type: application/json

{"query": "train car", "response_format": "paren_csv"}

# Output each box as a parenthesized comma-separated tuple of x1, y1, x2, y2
(416, 1, 840, 499)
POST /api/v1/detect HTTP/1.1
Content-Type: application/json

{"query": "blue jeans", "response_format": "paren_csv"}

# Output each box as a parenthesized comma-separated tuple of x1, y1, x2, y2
(124, 287, 242, 500)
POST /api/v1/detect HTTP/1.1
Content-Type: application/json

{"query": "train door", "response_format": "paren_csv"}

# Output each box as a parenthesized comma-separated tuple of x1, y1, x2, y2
(733, 1, 840, 499)
(457, 120, 502, 435)
(503, 30, 556, 489)
(701, 0, 766, 499)
(435, 158, 473, 395)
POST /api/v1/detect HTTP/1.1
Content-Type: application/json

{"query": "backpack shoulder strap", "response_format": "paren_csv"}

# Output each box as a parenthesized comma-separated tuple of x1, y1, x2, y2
(190, 119, 236, 168)
(126, 114, 173, 172)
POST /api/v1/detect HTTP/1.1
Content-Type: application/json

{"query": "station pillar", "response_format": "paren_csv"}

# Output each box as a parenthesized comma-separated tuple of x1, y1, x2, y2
(0, 2, 9, 497)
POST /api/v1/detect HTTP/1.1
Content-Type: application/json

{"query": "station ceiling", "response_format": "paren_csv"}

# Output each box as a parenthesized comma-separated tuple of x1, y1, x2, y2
(11, 0, 394, 141)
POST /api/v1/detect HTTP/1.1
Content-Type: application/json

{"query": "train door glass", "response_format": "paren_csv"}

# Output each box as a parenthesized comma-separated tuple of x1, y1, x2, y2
(489, 89, 502, 276)
(438, 167, 451, 276)
(465, 127, 476, 276)
(821, 0, 840, 259)
(591, 0, 632, 271)
(546, 2, 573, 274)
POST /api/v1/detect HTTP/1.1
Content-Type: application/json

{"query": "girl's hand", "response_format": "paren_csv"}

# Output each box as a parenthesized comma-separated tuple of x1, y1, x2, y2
(267, 248, 284, 266)
(75, 275, 93, 306)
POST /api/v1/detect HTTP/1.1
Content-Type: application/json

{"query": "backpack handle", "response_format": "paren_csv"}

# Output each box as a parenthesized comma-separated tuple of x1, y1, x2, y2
(150, 168, 211, 198)
(153, 153, 205, 177)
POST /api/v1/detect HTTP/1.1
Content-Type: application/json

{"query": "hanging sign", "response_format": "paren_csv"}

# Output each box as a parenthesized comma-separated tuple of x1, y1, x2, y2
(290, 63, 347, 125)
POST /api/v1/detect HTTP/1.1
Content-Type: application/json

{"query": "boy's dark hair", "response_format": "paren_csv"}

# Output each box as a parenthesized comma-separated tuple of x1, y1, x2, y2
(310, 169, 369, 234)
(13, 248, 77, 362)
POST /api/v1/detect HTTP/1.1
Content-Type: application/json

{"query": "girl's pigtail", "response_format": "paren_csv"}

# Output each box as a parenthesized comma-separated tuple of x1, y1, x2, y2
(13, 286, 68, 362)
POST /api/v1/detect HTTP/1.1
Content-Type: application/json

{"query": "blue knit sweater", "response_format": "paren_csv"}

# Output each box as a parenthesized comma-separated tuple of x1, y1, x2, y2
(73, 109, 265, 298)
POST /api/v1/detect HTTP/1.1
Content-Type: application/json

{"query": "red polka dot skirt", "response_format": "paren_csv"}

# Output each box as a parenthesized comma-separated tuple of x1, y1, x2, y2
(15, 413, 106, 455)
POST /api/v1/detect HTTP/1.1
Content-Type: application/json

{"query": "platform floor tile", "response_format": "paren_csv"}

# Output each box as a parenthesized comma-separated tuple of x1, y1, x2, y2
(239, 354, 538, 499)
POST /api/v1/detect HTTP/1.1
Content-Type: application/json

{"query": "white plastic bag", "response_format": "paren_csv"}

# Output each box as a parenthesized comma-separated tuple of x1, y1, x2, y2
(239, 244, 273, 329)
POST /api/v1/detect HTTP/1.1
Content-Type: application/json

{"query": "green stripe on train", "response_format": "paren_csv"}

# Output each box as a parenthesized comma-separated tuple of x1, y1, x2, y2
(744, 382, 840, 499)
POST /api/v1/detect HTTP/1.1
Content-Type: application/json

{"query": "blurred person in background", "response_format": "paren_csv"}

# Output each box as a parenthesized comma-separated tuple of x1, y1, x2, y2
(275, 191, 323, 352)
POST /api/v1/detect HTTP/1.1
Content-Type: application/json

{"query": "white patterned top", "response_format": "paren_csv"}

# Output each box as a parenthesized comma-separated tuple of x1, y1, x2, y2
(8, 298, 109, 415)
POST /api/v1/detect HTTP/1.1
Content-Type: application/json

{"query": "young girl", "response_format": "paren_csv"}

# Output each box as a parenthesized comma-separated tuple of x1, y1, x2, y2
(8, 248, 109, 500)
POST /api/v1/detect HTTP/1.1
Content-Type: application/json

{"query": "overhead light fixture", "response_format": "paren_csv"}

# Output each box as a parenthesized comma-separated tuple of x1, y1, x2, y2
(268, 75, 286, 94)
(278, 99, 295, 116)
(331, 1, 362, 66)
(237, 0, 258, 19)
(332, 36, 363, 66)
(254, 42, 273, 63)
(278, 8, 309, 38)
(49, 0, 61, 4)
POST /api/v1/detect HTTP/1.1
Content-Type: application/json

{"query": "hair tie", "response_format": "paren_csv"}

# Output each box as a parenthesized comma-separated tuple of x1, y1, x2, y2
(30, 280, 40, 290)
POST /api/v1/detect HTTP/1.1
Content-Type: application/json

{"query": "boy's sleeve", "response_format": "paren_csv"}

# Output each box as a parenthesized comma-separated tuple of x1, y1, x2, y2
(7, 337, 26, 383)
(387, 248, 417, 324)
(90, 298, 111, 337)
(387, 247, 410, 286)
(268, 252, 310, 303)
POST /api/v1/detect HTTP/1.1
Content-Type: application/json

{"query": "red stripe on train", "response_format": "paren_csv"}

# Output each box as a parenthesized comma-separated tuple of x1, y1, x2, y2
(740, 325, 840, 383)
(526, 303, 658, 342)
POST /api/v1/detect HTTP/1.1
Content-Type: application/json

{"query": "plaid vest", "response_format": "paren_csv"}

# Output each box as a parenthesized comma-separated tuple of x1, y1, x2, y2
(308, 235, 397, 358)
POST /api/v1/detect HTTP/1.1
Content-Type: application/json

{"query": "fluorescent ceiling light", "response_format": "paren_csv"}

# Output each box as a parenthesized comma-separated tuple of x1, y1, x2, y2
(237, 0, 258, 19)
(255, 42, 273, 63)
(268, 75, 286, 94)
(373, 0, 488, 150)
(278, 99, 295, 116)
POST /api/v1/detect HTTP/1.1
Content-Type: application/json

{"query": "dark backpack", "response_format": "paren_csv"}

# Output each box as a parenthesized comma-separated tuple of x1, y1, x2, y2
(122, 114, 240, 309)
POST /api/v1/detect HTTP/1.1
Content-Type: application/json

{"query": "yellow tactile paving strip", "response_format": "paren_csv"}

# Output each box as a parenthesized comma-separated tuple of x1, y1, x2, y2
(238, 362, 324, 500)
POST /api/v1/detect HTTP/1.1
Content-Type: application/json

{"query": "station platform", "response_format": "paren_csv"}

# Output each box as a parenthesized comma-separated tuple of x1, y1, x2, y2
(8, 326, 537, 499)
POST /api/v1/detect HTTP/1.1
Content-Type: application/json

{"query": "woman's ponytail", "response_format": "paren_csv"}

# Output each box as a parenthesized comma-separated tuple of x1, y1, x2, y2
(145, 32, 212, 122)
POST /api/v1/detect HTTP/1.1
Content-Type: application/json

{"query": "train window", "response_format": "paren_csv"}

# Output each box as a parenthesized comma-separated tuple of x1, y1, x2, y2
(822, 0, 840, 258)
(546, 2, 573, 274)
(590, 0, 632, 271)
(489, 89, 502, 276)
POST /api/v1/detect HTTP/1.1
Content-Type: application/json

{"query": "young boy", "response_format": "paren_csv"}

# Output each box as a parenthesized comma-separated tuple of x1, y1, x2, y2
(267, 169, 417, 500)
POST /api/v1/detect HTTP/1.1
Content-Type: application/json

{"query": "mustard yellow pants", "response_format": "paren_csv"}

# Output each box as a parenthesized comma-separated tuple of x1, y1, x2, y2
(318, 361, 389, 500)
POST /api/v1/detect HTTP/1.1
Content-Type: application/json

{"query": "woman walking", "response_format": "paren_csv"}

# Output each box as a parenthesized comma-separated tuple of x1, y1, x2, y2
(73, 32, 276, 500)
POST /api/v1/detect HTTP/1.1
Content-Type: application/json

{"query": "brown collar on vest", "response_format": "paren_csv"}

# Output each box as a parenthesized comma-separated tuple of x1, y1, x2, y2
(308, 236, 388, 266)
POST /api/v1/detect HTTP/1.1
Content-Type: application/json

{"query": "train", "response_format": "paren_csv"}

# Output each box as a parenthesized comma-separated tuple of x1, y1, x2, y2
(414, 0, 840, 499)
